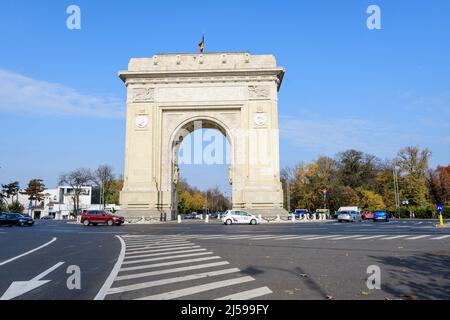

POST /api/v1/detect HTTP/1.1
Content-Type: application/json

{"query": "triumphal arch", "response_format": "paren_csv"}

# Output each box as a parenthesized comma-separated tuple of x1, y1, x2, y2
(119, 52, 286, 220)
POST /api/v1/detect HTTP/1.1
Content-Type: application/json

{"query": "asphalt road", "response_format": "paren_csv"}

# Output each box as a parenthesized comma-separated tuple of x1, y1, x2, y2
(0, 219, 449, 300)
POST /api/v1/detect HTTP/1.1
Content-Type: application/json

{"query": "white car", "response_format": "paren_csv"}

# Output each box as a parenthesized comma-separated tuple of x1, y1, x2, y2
(222, 210, 259, 225)
(337, 211, 362, 223)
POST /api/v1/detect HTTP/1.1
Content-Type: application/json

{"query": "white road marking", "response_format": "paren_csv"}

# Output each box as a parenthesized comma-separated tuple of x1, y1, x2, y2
(124, 248, 207, 260)
(328, 235, 364, 240)
(215, 286, 273, 300)
(115, 261, 231, 281)
(119, 256, 222, 272)
(126, 241, 191, 249)
(406, 235, 430, 240)
(354, 235, 386, 240)
(125, 246, 202, 256)
(126, 243, 196, 251)
(274, 235, 318, 240)
(0, 237, 57, 267)
(0, 261, 65, 300)
(224, 235, 252, 240)
(302, 235, 341, 240)
(380, 235, 409, 240)
(107, 268, 240, 295)
(122, 252, 213, 265)
(247, 236, 278, 240)
(125, 239, 191, 244)
(430, 235, 450, 240)
(136, 276, 255, 300)
(94, 236, 125, 300)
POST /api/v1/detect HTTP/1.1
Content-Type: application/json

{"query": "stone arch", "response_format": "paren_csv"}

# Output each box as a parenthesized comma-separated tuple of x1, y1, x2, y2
(119, 52, 287, 220)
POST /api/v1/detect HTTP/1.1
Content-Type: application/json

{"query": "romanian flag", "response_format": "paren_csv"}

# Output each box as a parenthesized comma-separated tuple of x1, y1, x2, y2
(198, 35, 205, 53)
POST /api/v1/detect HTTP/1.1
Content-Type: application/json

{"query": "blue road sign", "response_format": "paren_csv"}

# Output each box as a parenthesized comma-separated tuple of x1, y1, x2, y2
(437, 204, 443, 212)
(28, 201, 33, 210)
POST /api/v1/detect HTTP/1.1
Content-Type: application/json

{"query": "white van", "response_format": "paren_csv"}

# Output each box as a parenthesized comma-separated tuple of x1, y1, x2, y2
(338, 206, 360, 213)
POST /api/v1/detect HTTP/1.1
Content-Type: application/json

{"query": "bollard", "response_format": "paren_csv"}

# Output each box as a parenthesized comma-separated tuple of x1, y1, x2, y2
(178, 215, 181, 223)
(205, 215, 209, 224)
(292, 214, 296, 222)
(312, 213, 316, 221)
(258, 214, 262, 223)
(276, 215, 281, 222)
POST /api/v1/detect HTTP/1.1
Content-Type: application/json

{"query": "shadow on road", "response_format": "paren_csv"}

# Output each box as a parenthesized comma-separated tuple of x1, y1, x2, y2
(370, 252, 450, 299)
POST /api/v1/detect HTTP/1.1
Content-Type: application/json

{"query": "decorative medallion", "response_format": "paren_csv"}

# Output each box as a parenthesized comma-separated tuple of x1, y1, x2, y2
(135, 115, 149, 129)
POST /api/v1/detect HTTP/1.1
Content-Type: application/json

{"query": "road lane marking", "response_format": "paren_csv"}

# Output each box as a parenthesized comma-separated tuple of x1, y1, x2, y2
(0, 237, 57, 267)
(119, 256, 222, 272)
(430, 235, 450, 240)
(124, 239, 188, 244)
(302, 235, 341, 240)
(126, 245, 200, 256)
(126, 241, 191, 248)
(107, 268, 240, 295)
(126, 243, 196, 251)
(354, 235, 386, 240)
(328, 235, 364, 240)
(136, 276, 255, 300)
(0, 261, 65, 300)
(274, 235, 318, 240)
(94, 235, 125, 300)
(115, 261, 231, 281)
(122, 252, 213, 265)
(406, 235, 430, 240)
(381, 235, 409, 240)
(124, 248, 207, 260)
(215, 287, 273, 300)
(125, 240, 192, 245)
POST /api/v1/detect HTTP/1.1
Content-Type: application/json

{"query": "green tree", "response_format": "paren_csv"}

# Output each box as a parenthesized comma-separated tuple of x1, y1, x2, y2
(1, 181, 20, 204)
(8, 201, 24, 213)
(395, 146, 431, 207)
(22, 179, 46, 208)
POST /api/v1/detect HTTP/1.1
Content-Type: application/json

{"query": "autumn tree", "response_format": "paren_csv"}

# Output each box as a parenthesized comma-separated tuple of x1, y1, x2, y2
(395, 146, 431, 207)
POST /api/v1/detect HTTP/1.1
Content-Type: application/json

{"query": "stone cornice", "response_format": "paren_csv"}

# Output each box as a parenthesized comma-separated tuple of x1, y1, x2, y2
(119, 68, 285, 90)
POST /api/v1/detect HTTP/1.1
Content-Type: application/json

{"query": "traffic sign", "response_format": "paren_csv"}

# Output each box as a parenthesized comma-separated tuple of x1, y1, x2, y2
(437, 204, 443, 212)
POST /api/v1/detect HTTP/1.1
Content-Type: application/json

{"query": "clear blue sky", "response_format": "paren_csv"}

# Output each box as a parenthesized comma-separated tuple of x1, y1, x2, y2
(0, 0, 449, 192)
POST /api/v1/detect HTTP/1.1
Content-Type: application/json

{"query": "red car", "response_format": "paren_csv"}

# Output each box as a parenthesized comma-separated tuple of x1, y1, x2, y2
(361, 211, 374, 220)
(81, 210, 125, 226)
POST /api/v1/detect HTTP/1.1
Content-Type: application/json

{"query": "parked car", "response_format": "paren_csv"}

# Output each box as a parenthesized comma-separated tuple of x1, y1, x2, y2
(293, 209, 310, 219)
(0, 212, 35, 227)
(373, 210, 390, 222)
(337, 211, 362, 223)
(222, 210, 259, 225)
(41, 215, 55, 220)
(80, 210, 125, 226)
(361, 211, 374, 220)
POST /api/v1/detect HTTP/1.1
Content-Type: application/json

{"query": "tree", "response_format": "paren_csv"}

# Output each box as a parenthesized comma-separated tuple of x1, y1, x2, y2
(94, 165, 115, 208)
(357, 188, 385, 211)
(8, 201, 24, 213)
(105, 179, 123, 205)
(22, 179, 46, 208)
(395, 146, 432, 207)
(59, 168, 94, 217)
(428, 165, 450, 205)
(336, 150, 379, 189)
(1, 181, 20, 204)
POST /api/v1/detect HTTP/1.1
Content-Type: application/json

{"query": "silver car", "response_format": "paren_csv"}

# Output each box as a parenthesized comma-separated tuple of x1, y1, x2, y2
(337, 211, 362, 223)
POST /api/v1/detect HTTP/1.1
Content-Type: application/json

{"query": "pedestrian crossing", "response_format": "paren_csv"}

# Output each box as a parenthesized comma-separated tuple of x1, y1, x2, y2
(100, 236, 272, 300)
(121, 234, 450, 242)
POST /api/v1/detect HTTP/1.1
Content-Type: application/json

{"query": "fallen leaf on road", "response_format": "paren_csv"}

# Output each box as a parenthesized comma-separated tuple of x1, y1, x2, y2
(299, 274, 309, 278)
(361, 291, 369, 296)
(326, 295, 334, 300)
